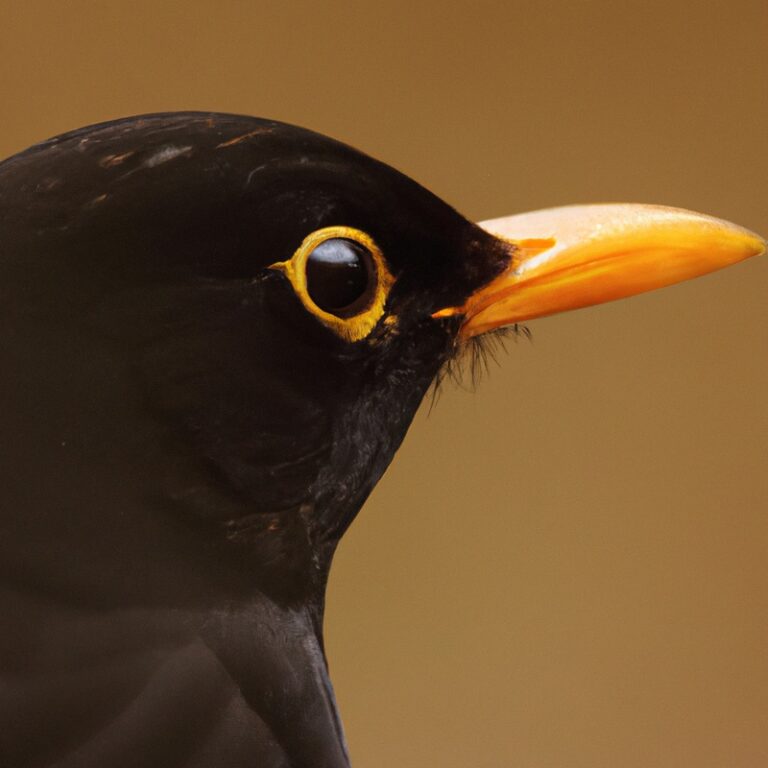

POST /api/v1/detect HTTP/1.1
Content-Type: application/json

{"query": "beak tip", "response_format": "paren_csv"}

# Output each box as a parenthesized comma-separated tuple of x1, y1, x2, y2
(730, 229, 766, 264)
(749, 235, 767, 259)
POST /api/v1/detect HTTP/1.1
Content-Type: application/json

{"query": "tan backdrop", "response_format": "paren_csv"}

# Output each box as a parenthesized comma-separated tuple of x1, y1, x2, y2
(2, 2, 766, 765)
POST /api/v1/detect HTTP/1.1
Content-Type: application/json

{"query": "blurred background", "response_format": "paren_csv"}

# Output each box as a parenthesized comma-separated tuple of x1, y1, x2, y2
(2, 1, 766, 765)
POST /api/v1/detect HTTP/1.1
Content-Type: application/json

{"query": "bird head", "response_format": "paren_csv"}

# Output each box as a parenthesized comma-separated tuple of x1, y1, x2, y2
(0, 113, 762, 608)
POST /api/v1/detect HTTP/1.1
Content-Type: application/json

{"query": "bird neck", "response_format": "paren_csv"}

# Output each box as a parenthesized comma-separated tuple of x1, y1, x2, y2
(201, 595, 351, 767)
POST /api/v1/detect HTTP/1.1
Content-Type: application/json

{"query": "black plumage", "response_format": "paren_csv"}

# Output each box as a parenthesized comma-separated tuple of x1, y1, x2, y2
(0, 113, 510, 768)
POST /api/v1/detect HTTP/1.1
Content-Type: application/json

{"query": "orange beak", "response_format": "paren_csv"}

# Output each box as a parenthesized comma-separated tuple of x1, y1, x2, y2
(434, 204, 765, 339)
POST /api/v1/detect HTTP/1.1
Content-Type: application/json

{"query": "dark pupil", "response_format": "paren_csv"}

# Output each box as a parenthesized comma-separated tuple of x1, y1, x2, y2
(305, 238, 373, 316)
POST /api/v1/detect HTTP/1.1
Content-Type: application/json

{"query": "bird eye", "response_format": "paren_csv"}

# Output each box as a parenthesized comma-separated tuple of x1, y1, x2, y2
(270, 226, 395, 342)
(305, 238, 375, 317)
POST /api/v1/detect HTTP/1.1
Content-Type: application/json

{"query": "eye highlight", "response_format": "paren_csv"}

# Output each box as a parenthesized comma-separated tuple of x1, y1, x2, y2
(270, 226, 394, 342)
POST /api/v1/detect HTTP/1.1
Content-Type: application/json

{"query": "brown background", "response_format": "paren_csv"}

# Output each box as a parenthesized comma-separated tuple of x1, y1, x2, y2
(2, 1, 766, 765)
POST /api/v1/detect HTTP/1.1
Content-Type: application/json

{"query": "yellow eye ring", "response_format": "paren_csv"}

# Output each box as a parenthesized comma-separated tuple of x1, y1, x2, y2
(270, 226, 395, 342)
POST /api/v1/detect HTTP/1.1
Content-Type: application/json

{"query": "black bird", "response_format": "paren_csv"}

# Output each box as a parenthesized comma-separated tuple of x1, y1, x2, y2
(0, 113, 762, 768)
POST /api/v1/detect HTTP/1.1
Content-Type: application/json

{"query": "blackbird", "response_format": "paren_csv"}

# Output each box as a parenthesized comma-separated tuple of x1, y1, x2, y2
(0, 113, 763, 768)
